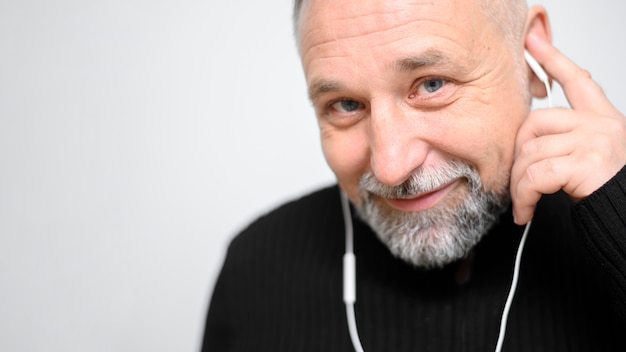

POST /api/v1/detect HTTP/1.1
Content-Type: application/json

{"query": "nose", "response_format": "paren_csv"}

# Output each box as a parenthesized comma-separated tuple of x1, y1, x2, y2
(369, 100, 429, 186)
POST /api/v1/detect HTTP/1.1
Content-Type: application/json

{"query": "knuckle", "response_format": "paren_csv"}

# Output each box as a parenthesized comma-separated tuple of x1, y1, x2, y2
(519, 136, 552, 158)
(577, 67, 592, 81)
(586, 130, 614, 157)
(524, 159, 554, 185)
(607, 117, 626, 138)
(520, 139, 536, 157)
(582, 147, 605, 169)
(524, 163, 540, 185)
(541, 159, 555, 175)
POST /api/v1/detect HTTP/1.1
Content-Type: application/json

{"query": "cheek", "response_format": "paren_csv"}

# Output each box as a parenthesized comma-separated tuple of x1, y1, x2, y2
(433, 97, 525, 189)
(319, 124, 370, 203)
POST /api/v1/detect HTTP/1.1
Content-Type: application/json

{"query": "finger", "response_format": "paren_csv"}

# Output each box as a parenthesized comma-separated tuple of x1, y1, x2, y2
(510, 132, 575, 224)
(512, 133, 577, 181)
(514, 108, 580, 158)
(511, 156, 572, 225)
(525, 33, 618, 115)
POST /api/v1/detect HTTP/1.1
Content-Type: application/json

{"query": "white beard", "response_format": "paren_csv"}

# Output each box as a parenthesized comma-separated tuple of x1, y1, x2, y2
(356, 160, 509, 268)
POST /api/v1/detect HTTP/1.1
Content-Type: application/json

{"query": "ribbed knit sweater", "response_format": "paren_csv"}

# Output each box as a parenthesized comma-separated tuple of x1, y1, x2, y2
(202, 167, 626, 351)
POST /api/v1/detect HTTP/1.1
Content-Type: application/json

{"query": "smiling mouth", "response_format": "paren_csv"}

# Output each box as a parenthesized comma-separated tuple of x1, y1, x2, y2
(381, 178, 463, 212)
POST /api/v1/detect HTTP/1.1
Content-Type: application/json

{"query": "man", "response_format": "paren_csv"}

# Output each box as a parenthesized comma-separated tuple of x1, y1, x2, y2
(202, 0, 626, 350)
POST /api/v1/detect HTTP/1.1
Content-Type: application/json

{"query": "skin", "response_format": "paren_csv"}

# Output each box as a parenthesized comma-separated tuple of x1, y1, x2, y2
(298, 0, 626, 227)
(513, 32, 626, 223)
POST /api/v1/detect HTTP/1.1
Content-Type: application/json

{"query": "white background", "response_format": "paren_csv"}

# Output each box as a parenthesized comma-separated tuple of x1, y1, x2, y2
(0, 1, 624, 351)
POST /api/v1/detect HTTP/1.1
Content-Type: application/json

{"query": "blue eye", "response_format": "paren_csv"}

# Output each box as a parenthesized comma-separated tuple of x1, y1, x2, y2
(331, 99, 363, 113)
(422, 79, 445, 93)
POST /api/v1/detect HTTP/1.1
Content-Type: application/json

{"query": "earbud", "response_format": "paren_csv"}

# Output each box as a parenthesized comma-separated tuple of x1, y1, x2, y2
(524, 49, 552, 107)
(524, 50, 549, 85)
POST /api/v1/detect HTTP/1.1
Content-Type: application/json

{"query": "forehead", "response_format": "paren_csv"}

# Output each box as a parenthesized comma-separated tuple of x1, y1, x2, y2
(299, 0, 491, 76)
(299, 0, 485, 37)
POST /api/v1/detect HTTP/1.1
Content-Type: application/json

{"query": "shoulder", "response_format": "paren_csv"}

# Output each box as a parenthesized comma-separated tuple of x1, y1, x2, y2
(245, 184, 341, 228)
(203, 185, 346, 350)
(213, 185, 346, 309)
(227, 184, 345, 261)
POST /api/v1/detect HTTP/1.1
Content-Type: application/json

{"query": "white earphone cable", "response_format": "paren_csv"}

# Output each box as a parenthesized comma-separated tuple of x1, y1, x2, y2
(494, 220, 531, 352)
(340, 191, 532, 352)
(340, 190, 365, 352)
(495, 66, 551, 352)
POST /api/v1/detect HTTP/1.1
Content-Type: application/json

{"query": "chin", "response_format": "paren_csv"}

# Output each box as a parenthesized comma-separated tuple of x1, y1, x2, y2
(356, 162, 510, 268)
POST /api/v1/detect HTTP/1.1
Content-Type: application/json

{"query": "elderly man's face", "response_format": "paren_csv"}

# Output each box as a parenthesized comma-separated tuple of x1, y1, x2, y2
(299, 0, 530, 266)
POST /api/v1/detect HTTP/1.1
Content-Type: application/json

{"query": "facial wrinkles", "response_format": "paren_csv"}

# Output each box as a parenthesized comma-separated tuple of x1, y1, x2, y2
(302, 0, 528, 194)
(304, 21, 499, 107)
(300, 1, 459, 69)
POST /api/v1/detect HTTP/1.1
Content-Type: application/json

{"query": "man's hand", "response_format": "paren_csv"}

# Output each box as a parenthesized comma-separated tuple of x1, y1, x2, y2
(511, 33, 626, 225)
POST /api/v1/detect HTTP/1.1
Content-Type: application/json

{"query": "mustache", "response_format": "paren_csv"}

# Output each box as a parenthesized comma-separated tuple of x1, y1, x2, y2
(358, 161, 479, 199)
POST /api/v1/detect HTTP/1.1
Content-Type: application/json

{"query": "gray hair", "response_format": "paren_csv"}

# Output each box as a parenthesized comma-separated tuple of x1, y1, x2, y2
(292, 0, 527, 46)
(292, 0, 305, 33)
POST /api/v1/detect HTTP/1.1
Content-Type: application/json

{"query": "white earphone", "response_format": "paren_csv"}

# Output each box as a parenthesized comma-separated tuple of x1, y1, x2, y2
(525, 49, 552, 102)
(341, 50, 551, 352)
(524, 50, 548, 84)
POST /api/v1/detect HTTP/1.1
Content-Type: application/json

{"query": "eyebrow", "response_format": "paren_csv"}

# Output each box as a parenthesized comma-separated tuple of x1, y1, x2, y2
(307, 79, 342, 103)
(307, 49, 454, 102)
(394, 49, 452, 72)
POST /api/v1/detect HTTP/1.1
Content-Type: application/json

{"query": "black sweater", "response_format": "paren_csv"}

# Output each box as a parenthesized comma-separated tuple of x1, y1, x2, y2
(202, 168, 626, 351)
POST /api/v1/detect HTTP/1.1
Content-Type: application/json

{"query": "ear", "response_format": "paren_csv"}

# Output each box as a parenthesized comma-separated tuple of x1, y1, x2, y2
(523, 6, 551, 98)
